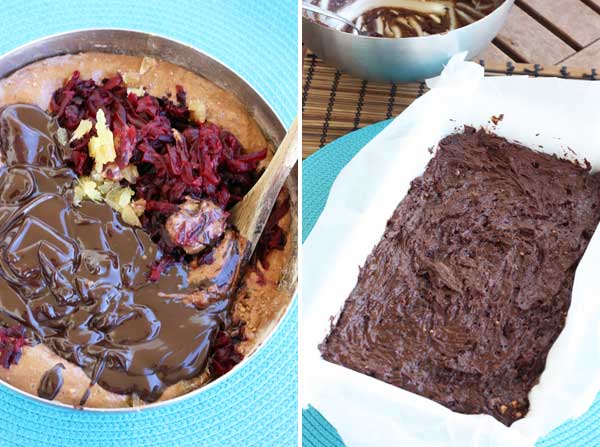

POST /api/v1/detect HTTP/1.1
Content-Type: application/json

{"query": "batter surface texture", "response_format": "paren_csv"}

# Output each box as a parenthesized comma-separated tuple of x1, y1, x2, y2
(320, 127, 600, 425)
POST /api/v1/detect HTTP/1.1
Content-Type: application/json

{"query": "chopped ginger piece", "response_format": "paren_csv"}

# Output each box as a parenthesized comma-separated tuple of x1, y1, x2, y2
(105, 187, 135, 211)
(73, 187, 84, 206)
(139, 57, 157, 74)
(189, 99, 207, 123)
(72, 177, 142, 228)
(122, 71, 141, 85)
(127, 87, 146, 96)
(101, 163, 139, 184)
(121, 165, 139, 184)
(70, 119, 93, 142)
(84, 182, 102, 202)
(73, 178, 102, 206)
(90, 171, 105, 183)
(131, 198, 146, 217)
(56, 127, 69, 146)
(88, 109, 116, 173)
(98, 180, 117, 195)
(120, 204, 142, 227)
(71, 172, 143, 228)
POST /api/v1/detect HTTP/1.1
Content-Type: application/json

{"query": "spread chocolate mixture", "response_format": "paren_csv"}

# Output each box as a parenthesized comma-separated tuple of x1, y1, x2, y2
(320, 128, 600, 426)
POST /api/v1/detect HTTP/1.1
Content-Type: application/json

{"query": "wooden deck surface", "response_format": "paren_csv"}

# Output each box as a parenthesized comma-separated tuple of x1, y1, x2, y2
(481, 0, 600, 65)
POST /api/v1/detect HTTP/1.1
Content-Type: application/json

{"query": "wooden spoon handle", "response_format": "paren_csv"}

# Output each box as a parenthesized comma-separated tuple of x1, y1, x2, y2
(230, 117, 298, 254)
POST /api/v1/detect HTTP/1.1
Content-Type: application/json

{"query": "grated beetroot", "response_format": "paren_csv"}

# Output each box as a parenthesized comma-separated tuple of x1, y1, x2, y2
(51, 71, 265, 209)
(211, 330, 244, 377)
(51, 71, 268, 270)
(0, 325, 27, 369)
(251, 196, 290, 284)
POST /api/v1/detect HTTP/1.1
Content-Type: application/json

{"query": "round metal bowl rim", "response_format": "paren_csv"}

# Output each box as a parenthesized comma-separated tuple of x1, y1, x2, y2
(302, 0, 514, 41)
(0, 27, 287, 127)
(0, 28, 296, 413)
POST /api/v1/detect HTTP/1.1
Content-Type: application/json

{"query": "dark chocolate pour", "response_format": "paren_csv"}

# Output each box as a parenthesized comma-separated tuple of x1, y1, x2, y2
(38, 363, 65, 400)
(0, 104, 241, 403)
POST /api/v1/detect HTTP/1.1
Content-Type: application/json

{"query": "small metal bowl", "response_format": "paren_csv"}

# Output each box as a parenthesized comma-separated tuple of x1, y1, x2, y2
(303, 0, 515, 82)
(0, 29, 298, 411)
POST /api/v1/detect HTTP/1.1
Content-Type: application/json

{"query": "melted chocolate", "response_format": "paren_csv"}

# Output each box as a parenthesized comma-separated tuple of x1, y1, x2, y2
(320, 128, 600, 426)
(0, 104, 244, 403)
(356, 7, 451, 37)
(38, 363, 65, 400)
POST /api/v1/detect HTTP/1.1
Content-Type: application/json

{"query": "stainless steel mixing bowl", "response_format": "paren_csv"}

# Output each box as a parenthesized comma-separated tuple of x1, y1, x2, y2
(303, 0, 515, 82)
(0, 29, 298, 411)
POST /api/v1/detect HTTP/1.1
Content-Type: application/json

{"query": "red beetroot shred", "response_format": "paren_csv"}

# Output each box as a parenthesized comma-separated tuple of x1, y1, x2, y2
(211, 330, 244, 377)
(50, 71, 270, 268)
(51, 71, 266, 210)
(0, 325, 27, 369)
(251, 197, 290, 285)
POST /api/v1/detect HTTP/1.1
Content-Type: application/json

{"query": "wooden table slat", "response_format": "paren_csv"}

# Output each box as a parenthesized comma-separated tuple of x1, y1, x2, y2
(495, 6, 575, 64)
(562, 39, 600, 68)
(519, 0, 600, 48)
(477, 44, 514, 63)
(582, 0, 600, 13)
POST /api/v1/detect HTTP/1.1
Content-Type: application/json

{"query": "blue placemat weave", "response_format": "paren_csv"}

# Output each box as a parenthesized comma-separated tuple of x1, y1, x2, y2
(302, 121, 600, 447)
(0, 1, 297, 447)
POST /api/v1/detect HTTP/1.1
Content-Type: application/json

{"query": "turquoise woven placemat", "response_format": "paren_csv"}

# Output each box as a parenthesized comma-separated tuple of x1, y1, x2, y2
(302, 121, 600, 447)
(0, 1, 297, 447)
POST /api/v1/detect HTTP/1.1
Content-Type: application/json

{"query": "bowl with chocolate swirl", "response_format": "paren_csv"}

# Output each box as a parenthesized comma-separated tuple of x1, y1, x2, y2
(303, 0, 514, 81)
(0, 30, 297, 411)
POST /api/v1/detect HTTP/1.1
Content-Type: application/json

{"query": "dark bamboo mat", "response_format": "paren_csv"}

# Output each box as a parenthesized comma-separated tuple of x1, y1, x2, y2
(302, 54, 598, 159)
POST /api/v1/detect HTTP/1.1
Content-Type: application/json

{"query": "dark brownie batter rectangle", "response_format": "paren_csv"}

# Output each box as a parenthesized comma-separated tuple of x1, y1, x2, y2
(319, 127, 600, 426)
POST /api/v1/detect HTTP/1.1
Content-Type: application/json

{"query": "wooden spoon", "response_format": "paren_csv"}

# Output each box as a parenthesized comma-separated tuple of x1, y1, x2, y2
(230, 117, 298, 257)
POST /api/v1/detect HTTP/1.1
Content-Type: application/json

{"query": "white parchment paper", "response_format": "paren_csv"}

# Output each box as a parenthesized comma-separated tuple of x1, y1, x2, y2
(301, 54, 600, 447)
